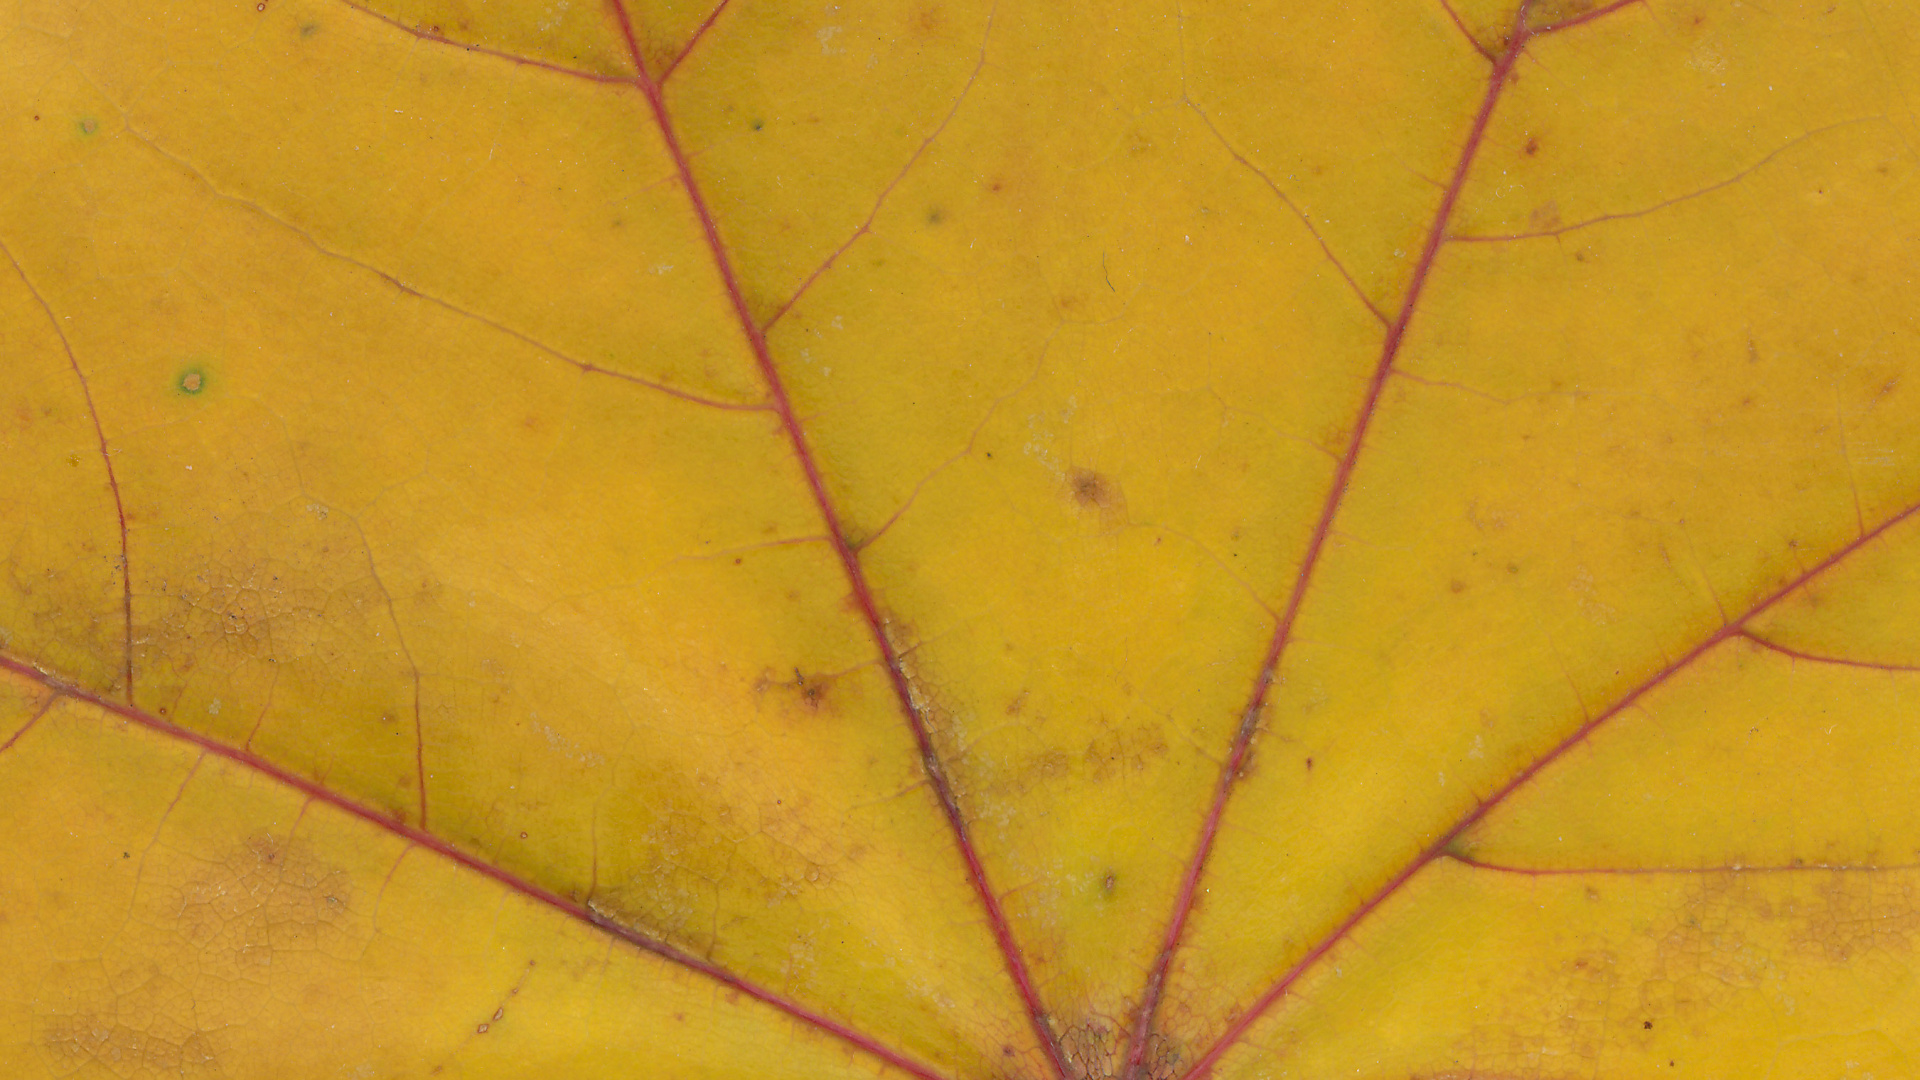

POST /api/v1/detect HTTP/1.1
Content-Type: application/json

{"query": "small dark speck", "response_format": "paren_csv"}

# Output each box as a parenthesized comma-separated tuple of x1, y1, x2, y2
(1304, 756, 1313, 770)
(733, 557, 743, 565)
(122, 851, 130, 858)
(750, 119, 765, 131)
(926, 206, 945, 225)
(1101, 871, 1116, 896)
(1644, 1020, 1653, 1029)
(300, 22, 321, 36)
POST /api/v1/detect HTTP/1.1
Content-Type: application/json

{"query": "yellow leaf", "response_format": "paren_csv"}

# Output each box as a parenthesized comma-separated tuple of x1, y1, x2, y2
(4, 0, 1920, 1077)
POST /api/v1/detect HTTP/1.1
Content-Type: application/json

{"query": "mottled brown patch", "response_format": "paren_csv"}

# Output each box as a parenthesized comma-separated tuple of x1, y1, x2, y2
(42, 1011, 224, 1078)
(907, 3, 946, 38)
(1067, 467, 1129, 530)
(39, 831, 360, 1078)
(754, 666, 834, 715)
(1084, 723, 1168, 783)
(1070, 468, 1110, 507)
(1060, 1018, 1183, 1080)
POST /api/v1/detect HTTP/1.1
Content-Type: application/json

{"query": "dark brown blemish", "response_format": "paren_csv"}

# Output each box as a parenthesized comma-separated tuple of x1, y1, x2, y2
(1070, 467, 1112, 508)
(1524, 136, 1540, 156)
(756, 667, 830, 713)
(1101, 871, 1117, 896)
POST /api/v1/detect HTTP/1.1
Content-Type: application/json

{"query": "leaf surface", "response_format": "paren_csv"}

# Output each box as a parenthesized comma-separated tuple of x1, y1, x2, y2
(4, 0, 1920, 1077)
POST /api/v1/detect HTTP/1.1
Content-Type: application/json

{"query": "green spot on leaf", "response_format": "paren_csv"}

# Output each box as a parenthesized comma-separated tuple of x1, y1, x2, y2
(177, 368, 206, 395)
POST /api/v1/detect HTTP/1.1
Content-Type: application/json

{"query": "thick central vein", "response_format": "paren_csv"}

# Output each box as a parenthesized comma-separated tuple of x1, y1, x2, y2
(1123, 16, 1535, 1077)
(603, 5, 1069, 1075)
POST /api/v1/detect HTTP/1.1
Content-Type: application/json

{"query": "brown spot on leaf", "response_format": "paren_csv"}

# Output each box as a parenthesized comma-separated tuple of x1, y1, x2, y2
(1084, 723, 1168, 783)
(41, 831, 360, 1077)
(1070, 468, 1108, 506)
(1067, 467, 1129, 530)
(908, 3, 946, 38)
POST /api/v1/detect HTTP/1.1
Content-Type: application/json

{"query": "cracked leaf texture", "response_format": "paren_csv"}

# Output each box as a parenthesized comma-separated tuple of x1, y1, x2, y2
(4, 0, 1920, 1077)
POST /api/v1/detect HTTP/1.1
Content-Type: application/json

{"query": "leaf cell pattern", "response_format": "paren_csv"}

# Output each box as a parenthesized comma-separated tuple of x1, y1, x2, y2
(5, 0, 1920, 1077)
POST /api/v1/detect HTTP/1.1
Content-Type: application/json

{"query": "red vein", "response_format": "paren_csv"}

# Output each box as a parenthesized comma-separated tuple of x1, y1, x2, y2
(1186, 100, 1389, 327)
(1533, 0, 1645, 36)
(1179, 498, 1920, 1080)
(1391, 368, 1518, 406)
(126, 126, 768, 415)
(0, 652, 954, 1080)
(764, 8, 994, 331)
(1449, 852, 1920, 876)
(0, 695, 58, 756)
(660, 0, 733, 83)
(604, 5, 1069, 1074)
(1738, 629, 1920, 673)
(0, 240, 134, 703)
(337, 0, 640, 84)
(1436, 0, 1495, 62)
(1451, 118, 1877, 243)
(1122, 16, 1534, 1077)
(1836, 394, 1868, 537)
(856, 324, 1048, 555)
(354, 520, 429, 827)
